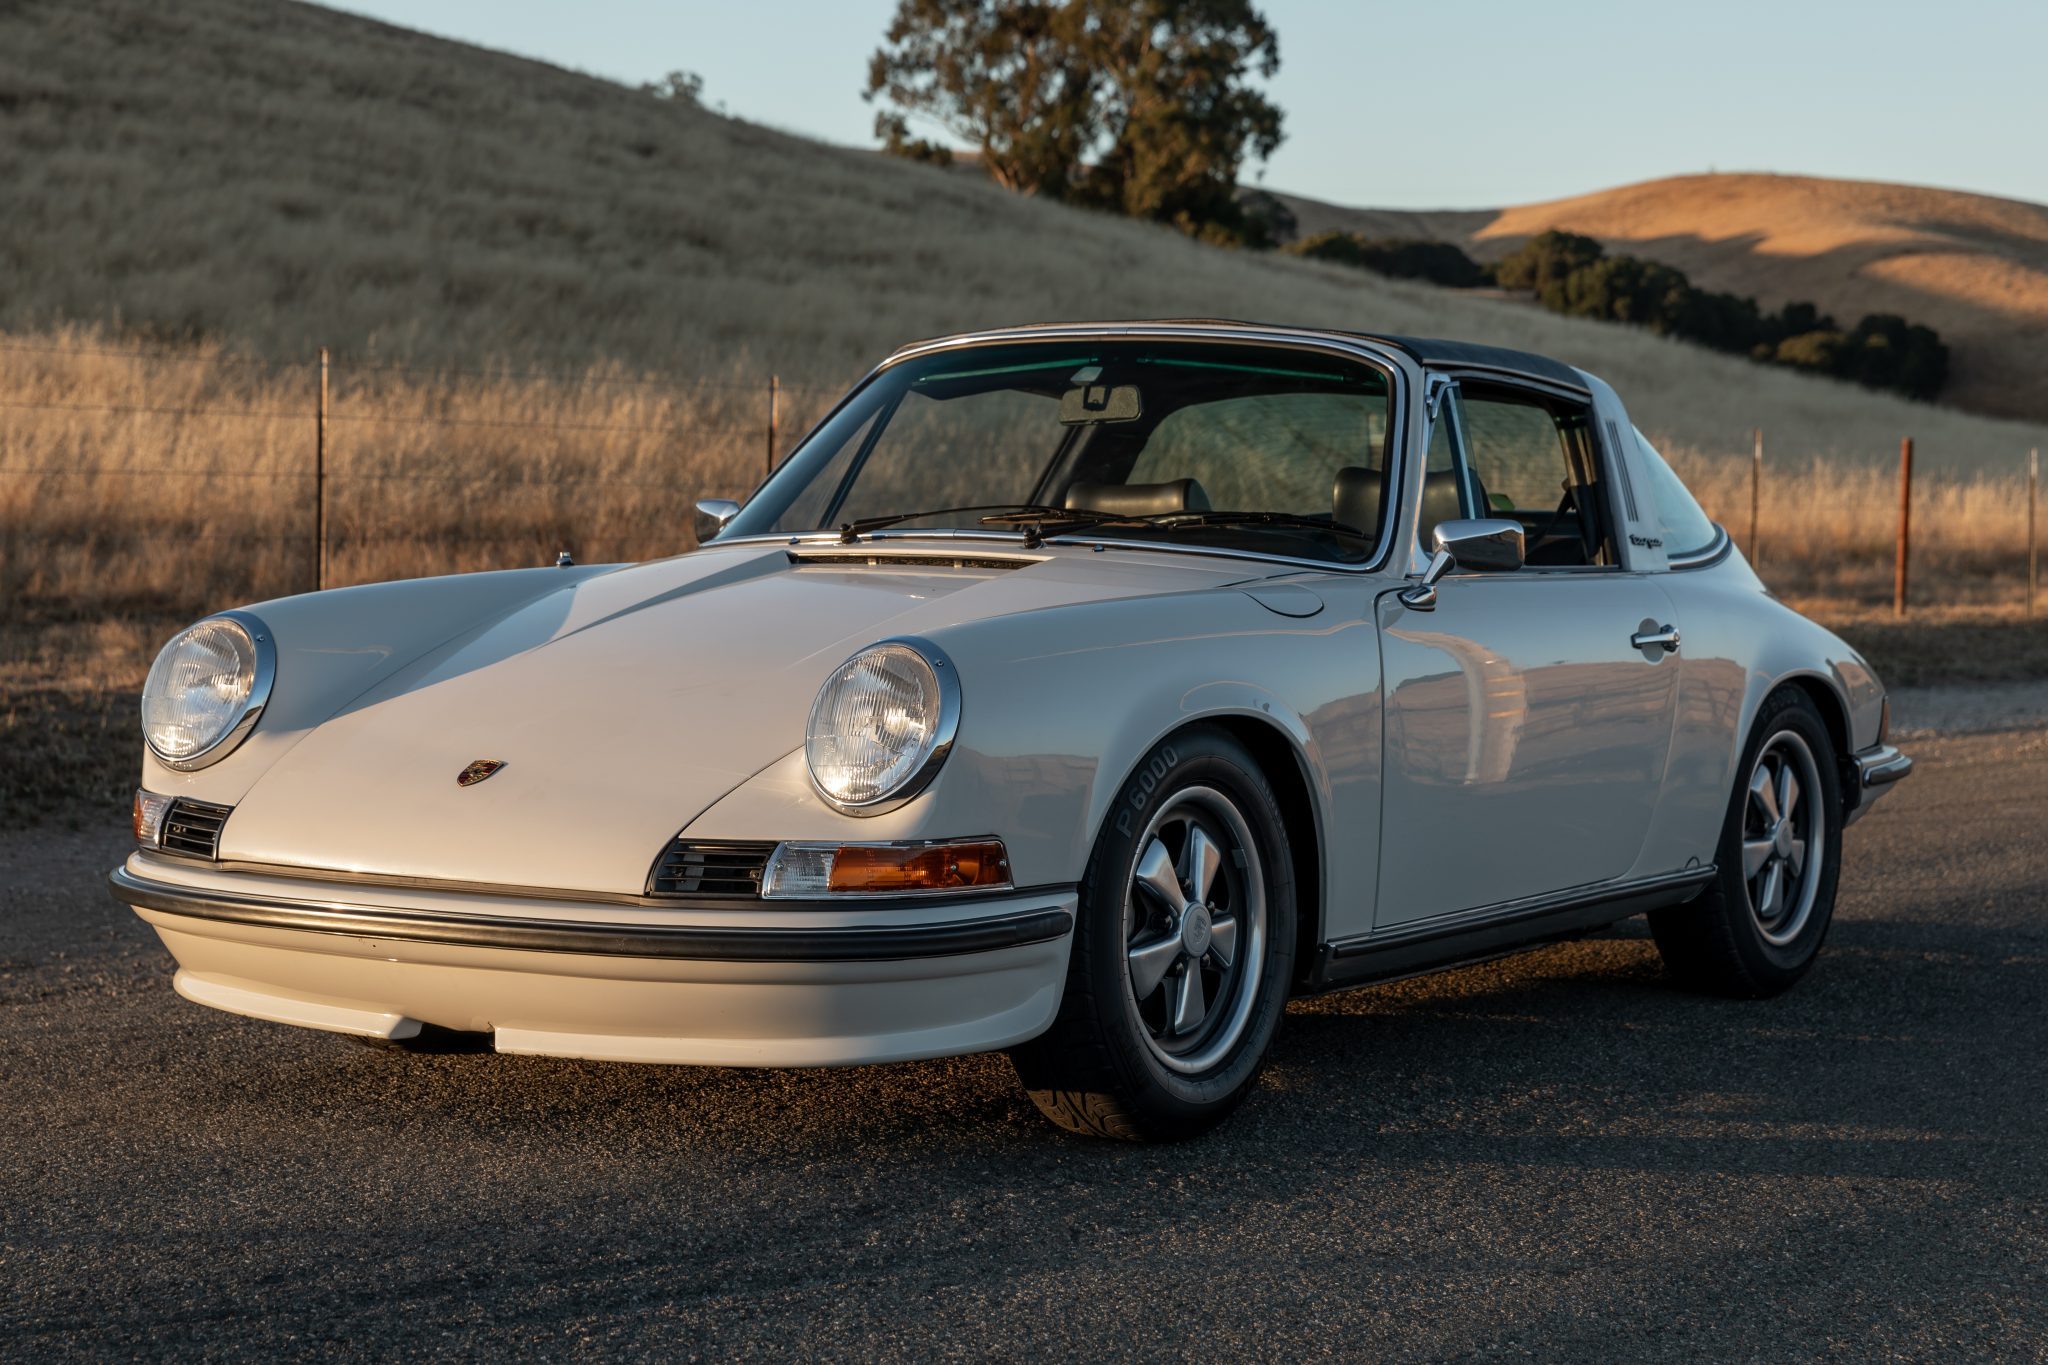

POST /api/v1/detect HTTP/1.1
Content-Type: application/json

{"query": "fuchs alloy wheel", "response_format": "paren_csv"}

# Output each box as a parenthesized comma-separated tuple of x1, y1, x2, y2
(1008, 726, 1295, 1141)
(1650, 687, 1843, 997)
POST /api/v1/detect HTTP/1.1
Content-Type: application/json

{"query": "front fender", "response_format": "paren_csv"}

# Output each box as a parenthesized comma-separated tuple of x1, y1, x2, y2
(683, 583, 1383, 937)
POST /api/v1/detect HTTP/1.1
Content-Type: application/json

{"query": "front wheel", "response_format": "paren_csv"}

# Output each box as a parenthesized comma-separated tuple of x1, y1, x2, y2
(1650, 687, 1843, 997)
(1008, 726, 1295, 1141)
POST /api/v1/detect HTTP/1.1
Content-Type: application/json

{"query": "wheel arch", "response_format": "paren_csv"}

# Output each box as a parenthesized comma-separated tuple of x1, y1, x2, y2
(1775, 670, 1857, 807)
(1122, 712, 1328, 994)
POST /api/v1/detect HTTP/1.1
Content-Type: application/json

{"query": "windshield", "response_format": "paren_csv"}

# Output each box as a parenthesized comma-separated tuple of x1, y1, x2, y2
(721, 340, 1396, 564)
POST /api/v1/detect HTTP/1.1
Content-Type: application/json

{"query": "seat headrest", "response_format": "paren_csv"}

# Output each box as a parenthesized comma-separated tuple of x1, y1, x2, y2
(1418, 470, 1465, 551)
(1332, 466, 1382, 537)
(1065, 478, 1212, 516)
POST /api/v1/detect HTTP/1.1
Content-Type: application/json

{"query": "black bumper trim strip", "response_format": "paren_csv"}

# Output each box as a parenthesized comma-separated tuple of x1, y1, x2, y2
(109, 867, 1073, 963)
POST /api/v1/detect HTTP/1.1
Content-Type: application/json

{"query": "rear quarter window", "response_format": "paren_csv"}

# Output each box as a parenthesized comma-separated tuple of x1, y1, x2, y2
(1633, 430, 1720, 560)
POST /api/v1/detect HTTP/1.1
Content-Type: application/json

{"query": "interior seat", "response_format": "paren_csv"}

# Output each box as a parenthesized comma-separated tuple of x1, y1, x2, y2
(1064, 478, 1212, 516)
(1331, 466, 1382, 537)
(1417, 471, 1465, 549)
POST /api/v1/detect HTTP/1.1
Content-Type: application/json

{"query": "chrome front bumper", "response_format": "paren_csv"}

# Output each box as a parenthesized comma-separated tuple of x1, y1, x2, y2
(1846, 742, 1914, 826)
(108, 856, 1076, 1067)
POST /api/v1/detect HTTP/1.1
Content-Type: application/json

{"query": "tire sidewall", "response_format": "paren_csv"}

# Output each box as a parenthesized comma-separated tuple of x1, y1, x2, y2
(1717, 691, 1843, 979)
(1077, 728, 1295, 1122)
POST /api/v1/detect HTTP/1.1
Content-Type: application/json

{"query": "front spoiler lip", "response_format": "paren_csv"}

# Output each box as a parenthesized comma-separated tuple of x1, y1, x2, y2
(108, 866, 1074, 963)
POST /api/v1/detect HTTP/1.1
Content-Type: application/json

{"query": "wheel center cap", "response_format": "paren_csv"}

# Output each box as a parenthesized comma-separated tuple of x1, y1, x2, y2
(1181, 903, 1213, 957)
(1773, 819, 1795, 859)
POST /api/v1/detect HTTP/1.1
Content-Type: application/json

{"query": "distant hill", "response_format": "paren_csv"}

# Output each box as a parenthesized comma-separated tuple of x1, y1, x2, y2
(0, 2, 2043, 468)
(1278, 173, 2048, 424)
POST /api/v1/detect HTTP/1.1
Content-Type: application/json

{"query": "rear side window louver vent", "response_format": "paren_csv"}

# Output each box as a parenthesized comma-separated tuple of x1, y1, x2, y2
(646, 840, 776, 898)
(160, 799, 233, 860)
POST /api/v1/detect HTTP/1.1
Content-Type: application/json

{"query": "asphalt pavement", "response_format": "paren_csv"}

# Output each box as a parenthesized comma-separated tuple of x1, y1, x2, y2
(3, 728, 2044, 1359)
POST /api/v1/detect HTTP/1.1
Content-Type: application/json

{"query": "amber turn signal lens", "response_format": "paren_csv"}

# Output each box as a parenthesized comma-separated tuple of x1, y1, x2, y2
(826, 840, 1010, 893)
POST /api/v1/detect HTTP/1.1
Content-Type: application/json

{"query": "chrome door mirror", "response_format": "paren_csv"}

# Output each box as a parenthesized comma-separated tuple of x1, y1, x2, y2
(1398, 517, 1525, 610)
(694, 498, 741, 544)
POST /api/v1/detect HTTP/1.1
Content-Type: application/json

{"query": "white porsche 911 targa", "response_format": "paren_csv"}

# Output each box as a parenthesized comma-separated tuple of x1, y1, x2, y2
(112, 321, 1912, 1141)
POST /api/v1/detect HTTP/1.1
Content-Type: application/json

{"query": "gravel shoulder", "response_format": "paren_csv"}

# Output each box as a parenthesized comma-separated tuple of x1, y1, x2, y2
(1892, 678, 2048, 737)
(2, 724, 2044, 1359)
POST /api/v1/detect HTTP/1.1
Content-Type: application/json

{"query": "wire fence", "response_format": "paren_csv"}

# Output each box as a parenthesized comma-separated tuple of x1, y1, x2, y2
(1, 341, 2042, 621)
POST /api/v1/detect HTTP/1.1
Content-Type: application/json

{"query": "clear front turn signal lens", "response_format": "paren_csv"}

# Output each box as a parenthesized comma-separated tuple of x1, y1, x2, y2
(133, 789, 174, 846)
(761, 839, 1011, 899)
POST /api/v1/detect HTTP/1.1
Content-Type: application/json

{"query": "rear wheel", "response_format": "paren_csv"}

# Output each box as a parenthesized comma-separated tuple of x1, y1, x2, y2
(1650, 687, 1842, 997)
(1008, 726, 1295, 1141)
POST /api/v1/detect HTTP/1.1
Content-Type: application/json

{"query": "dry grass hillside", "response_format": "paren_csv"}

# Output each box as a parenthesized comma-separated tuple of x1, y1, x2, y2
(1, 1, 2045, 469)
(3, 0, 2046, 824)
(1283, 173, 2048, 424)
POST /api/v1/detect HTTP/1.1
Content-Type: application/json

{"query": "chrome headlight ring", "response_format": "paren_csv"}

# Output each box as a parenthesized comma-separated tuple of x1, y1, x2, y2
(140, 608, 276, 772)
(804, 636, 961, 817)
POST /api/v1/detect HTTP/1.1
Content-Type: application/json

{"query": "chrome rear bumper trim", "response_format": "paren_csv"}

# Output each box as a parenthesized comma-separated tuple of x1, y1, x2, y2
(1847, 743, 1913, 826)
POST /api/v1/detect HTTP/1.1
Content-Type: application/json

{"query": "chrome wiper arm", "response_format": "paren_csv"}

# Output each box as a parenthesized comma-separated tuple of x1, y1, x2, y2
(1138, 511, 1375, 542)
(838, 504, 1074, 542)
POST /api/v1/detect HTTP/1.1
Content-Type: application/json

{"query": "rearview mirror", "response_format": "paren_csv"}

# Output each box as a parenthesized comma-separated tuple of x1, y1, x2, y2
(1059, 384, 1143, 425)
(1398, 517, 1524, 610)
(694, 497, 741, 544)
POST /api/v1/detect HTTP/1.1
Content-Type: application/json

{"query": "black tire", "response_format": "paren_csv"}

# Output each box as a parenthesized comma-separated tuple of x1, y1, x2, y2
(1008, 725, 1296, 1141)
(1650, 687, 1842, 997)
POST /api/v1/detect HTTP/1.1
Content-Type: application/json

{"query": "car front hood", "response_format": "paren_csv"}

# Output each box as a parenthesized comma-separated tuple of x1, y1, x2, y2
(220, 542, 1262, 893)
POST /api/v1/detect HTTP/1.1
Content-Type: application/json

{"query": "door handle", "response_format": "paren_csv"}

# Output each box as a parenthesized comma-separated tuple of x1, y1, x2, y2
(1631, 624, 1681, 654)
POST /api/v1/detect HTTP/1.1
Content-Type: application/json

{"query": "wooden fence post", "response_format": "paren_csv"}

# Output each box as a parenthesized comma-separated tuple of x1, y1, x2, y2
(2030, 447, 2039, 619)
(1893, 437, 1913, 617)
(766, 375, 780, 478)
(315, 346, 329, 593)
(1749, 427, 1762, 567)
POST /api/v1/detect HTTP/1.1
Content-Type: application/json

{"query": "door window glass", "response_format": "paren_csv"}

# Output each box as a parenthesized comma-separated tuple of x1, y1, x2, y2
(1451, 389, 1609, 566)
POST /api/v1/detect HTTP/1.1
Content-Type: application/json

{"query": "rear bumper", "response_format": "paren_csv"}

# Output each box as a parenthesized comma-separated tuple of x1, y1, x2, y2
(109, 857, 1076, 1067)
(1846, 742, 1913, 826)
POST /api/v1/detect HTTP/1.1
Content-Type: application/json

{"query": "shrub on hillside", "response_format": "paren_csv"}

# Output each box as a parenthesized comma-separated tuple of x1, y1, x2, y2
(1286, 232, 1489, 287)
(1492, 230, 1950, 401)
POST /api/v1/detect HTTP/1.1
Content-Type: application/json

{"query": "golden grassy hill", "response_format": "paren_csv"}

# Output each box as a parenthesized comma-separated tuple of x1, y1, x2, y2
(1282, 173, 2048, 425)
(1, 0, 2046, 476)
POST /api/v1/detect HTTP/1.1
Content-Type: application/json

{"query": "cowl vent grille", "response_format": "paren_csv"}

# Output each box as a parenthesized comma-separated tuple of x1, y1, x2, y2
(646, 840, 776, 898)
(160, 799, 232, 860)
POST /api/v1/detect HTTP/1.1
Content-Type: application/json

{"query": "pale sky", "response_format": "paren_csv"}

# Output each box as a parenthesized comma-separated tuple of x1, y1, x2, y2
(326, 0, 2048, 210)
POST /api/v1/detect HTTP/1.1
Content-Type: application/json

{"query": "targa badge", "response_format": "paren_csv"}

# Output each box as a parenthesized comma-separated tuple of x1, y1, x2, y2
(457, 759, 507, 787)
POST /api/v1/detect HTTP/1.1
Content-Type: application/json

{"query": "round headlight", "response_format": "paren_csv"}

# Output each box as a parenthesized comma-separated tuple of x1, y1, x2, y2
(805, 640, 959, 814)
(141, 613, 273, 769)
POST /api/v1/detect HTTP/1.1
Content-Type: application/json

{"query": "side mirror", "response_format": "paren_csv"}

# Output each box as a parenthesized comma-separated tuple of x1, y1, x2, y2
(694, 498, 741, 544)
(1398, 517, 1524, 610)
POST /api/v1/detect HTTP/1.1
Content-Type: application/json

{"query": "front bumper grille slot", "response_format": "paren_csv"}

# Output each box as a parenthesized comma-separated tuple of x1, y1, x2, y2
(646, 840, 775, 898)
(160, 799, 233, 860)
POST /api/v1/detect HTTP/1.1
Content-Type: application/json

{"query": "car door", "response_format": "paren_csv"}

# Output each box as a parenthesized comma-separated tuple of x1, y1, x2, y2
(1374, 382, 1681, 929)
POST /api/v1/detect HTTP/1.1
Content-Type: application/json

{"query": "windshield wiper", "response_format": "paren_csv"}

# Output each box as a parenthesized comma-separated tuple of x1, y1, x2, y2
(836, 504, 1073, 542)
(837, 504, 1136, 548)
(1140, 511, 1376, 542)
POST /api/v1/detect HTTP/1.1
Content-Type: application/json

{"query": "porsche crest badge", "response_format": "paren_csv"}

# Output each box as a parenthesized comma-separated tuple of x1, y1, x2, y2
(457, 759, 507, 788)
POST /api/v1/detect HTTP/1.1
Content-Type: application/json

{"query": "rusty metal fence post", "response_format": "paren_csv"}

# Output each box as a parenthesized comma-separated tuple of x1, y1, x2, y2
(1893, 437, 1913, 617)
(315, 346, 329, 593)
(1749, 427, 1762, 567)
(2030, 447, 2039, 619)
